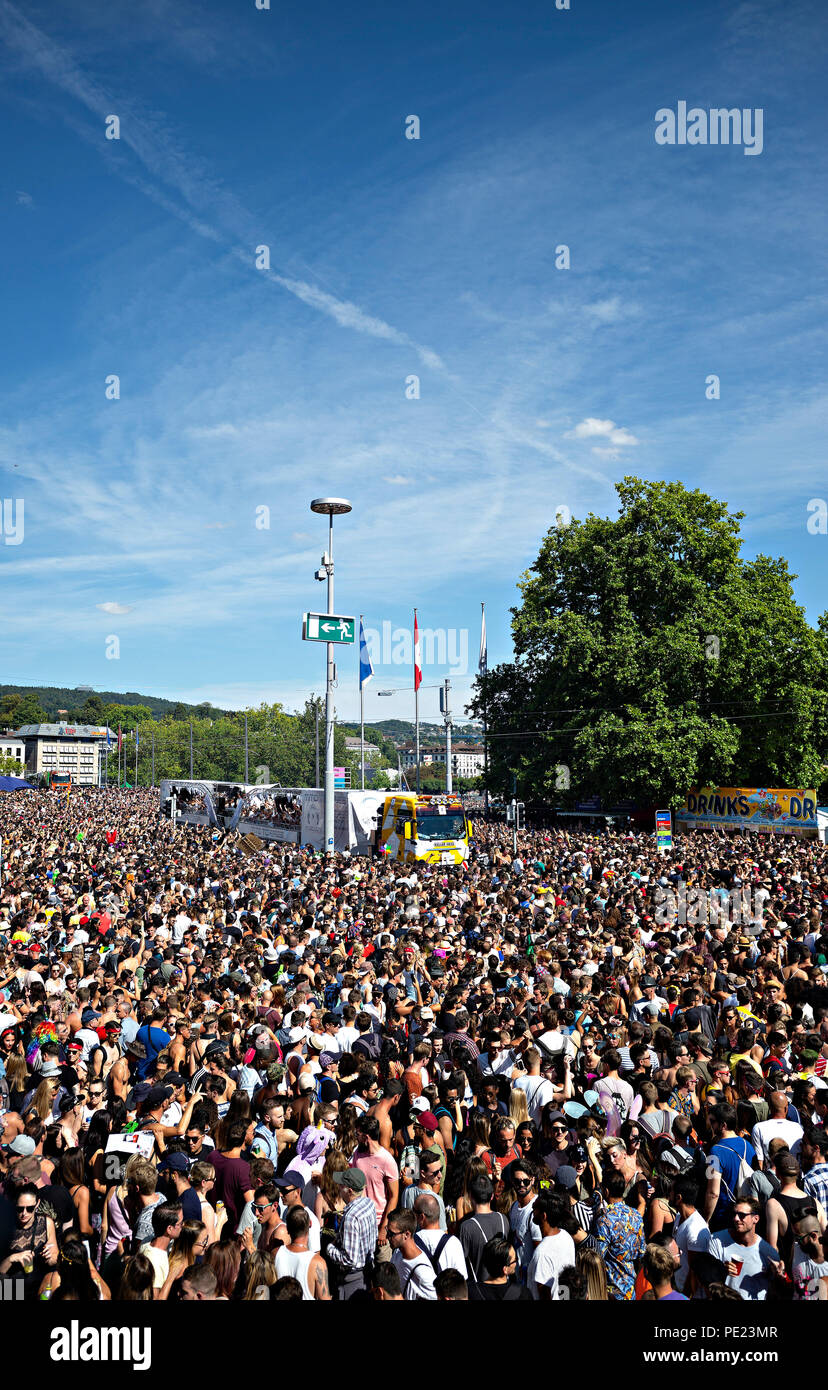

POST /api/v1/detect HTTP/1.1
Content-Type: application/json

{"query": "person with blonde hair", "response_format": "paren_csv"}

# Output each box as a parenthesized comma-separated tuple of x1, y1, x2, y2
(509, 1087, 529, 1128)
(190, 1160, 221, 1243)
(577, 1244, 609, 1300)
(243, 1249, 278, 1300)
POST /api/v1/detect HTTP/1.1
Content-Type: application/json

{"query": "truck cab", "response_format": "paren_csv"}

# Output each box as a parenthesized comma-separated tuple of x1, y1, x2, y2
(377, 793, 471, 864)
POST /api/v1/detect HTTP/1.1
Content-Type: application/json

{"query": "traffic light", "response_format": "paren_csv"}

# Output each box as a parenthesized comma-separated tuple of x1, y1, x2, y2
(515, 801, 525, 830)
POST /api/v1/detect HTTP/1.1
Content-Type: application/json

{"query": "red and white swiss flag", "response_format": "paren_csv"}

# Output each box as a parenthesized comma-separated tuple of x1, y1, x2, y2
(414, 610, 422, 691)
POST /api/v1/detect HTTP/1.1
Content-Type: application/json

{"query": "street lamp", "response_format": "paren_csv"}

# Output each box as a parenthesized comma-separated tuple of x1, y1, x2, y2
(310, 497, 352, 855)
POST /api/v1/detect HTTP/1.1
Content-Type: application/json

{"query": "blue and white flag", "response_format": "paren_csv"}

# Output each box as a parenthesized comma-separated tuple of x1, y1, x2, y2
(359, 617, 374, 688)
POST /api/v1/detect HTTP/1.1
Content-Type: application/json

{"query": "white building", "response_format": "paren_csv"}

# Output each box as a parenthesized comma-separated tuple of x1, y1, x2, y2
(0, 733, 26, 771)
(18, 723, 112, 787)
(451, 743, 485, 778)
(401, 742, 485, 779)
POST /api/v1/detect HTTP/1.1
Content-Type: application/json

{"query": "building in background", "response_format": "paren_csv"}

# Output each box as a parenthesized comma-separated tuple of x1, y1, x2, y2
(400, 743, 485, 780)
(18, 724, 112, 787)
(0, 732, 26, 771)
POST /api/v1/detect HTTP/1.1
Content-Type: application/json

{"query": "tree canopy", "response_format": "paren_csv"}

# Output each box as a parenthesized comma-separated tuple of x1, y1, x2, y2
(471, 477, 828, 808)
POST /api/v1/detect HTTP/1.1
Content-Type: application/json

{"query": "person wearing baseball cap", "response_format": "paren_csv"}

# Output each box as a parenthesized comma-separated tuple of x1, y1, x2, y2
(326, 1167, 377, 1299)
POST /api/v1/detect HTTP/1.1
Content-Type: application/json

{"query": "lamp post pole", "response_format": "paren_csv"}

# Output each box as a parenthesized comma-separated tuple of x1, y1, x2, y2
(311, 499, 352, 856)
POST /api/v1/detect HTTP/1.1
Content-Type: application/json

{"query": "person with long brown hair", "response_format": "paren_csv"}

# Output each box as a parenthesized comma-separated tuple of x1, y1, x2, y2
(59, 1147, 95, 1247)
(161, 1219, 209, 1299)
(203, 1238, 241, 1300)
(117, 1252, 155, 1301)
(315, 1146, 350, 1227)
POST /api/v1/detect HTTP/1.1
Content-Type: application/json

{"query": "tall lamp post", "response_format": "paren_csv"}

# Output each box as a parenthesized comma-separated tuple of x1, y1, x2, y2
(310, 497, 352, 856)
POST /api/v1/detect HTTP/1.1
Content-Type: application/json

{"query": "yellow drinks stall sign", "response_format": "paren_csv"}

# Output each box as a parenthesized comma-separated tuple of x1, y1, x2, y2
(678, 787, 818, 835)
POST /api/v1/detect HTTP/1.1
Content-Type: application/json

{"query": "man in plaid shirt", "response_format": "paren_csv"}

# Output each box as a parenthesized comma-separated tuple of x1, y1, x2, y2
(803, 1130, 828, 1209)
(326, 1167, 378, 1299)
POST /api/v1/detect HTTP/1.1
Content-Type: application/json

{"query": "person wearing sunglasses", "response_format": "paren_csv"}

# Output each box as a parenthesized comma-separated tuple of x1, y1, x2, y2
(245, 1183, 283, 1254)
(0, 1182, 59, 1292)
(508, 1161, 540, 1278)
(539, 1106, 573, 1178)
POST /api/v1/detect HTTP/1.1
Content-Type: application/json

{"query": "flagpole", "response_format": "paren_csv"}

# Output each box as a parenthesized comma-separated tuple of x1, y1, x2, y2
(481, 602, 489, 820)
(135, 729, 138, 787)
(360, 614, 365, 791)
(152, 727, 155, 788)
(414, 607, 420, 795)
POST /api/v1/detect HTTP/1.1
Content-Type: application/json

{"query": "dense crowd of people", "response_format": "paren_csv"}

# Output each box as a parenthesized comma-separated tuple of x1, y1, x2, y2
(1, 785, 827, 1304)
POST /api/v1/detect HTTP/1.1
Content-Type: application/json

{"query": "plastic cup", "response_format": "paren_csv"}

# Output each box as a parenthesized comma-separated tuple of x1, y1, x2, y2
(731, 1259, 743, 1276)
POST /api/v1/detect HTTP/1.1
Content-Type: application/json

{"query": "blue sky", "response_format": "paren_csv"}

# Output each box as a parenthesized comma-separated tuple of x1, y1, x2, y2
(0, 0, 826, 724)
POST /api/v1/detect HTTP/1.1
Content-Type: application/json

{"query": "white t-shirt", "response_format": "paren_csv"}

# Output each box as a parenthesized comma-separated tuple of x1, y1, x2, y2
(74, 1027, 102, 1063)
(277, 1203, 321, 1253)
(479, 1050, 516, 1077)
(527, 1229, 575, 1299)
(336, 1026, 360, 1053)
(750, 1117, 803, 1163)
(707, 1231, 777, 1300)
(172, 914, 192, 944)
(535, 1029, 576, 1060)
(510, 1199, 542, 1270)
(513, 1074, 557, 1125)
(393, 1248, 437, 1300)
(140, 1243, 169, 1290)
(594, 1076, 635, 1131)
(161, 1100, 183, 1127)
(675, 1210, 710, 1293)
(792, 1244, 828, 1300)
(415, 1227, 467, 1277)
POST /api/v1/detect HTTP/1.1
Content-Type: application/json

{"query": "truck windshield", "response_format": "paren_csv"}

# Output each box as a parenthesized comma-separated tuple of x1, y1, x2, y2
(416, 812, 466, 841)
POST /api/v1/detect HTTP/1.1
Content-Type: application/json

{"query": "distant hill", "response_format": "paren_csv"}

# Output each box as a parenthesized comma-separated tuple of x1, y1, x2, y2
(0, 685, 227, 721)
(348, 718, 483, 745)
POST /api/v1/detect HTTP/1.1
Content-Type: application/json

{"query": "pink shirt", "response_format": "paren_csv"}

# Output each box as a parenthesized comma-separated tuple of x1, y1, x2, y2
(354, 1146, 399, 1223)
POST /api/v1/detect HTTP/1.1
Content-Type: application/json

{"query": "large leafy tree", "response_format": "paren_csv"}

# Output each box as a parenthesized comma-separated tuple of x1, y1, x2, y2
(471, 477, 828, 808)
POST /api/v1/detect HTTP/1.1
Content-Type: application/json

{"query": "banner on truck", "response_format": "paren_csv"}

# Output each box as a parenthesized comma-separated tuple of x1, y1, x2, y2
(678, 786, 818, 833)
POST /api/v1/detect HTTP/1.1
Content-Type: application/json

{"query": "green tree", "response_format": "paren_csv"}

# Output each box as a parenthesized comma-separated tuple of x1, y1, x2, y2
(0, 754, 24, 777)
(471, 477, 828, 808)
(14, 693, 49, 726)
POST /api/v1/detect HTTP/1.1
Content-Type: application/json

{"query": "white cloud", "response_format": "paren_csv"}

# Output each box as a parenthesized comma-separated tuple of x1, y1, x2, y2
(187, 423, 239, 440)
(96, 601, 132, 615)
(0, 2, 445, 373)
(583, 297, 638, 325)
(592, 446, 620, 460)
(383, 474, 410, 485)
(15, 190, 33, 207)
(291, 531, 312, 542)
(564, 418, 639, 447)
